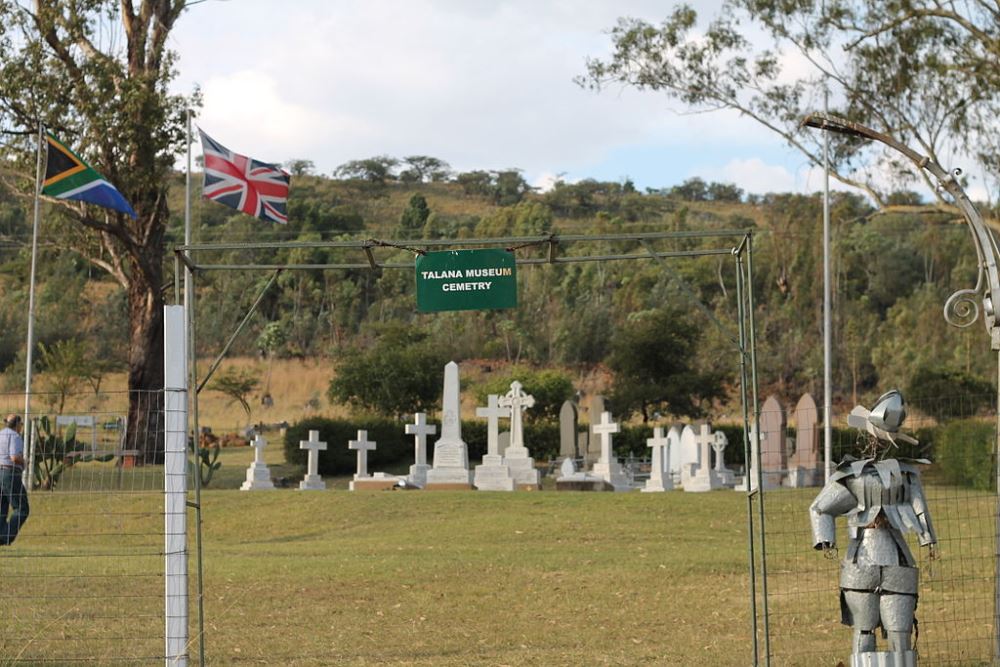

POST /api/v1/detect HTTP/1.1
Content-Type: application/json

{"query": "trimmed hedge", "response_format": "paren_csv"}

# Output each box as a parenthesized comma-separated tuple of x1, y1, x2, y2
(285, 415, 987, 484)
(285, 417, 411, 476)
(932, 419, 995, 491)
(284, 416, 561, 474)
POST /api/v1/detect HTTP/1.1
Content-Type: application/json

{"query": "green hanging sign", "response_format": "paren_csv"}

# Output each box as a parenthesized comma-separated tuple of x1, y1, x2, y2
(415, 249, 517, 312)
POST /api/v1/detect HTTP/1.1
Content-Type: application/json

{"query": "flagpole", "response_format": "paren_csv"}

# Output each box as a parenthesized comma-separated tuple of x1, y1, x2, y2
(822, 87, 833, 483)
(23, 123, 44, 488)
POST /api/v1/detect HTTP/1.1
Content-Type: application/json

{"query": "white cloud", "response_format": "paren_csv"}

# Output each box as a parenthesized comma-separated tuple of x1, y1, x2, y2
(699, 157, 798, 194)
(169, 1, 817, 186)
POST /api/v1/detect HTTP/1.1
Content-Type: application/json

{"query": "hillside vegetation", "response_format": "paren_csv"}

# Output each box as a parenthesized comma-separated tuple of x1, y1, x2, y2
(0, 168, 995, 422)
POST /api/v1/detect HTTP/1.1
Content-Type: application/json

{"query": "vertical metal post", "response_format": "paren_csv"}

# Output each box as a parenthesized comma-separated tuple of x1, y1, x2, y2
(164, 305, 189, 666)
(23, 122, 44, 488)
(823, 89, 833, 483)
(736, 239, 759, 666)
(184, 108, 208, 666)
(995, 348, 1000, 661)
(746, 233, 771, 665)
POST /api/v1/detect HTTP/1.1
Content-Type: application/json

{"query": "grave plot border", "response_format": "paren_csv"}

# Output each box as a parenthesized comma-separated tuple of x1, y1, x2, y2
(173, 228, 775, 666)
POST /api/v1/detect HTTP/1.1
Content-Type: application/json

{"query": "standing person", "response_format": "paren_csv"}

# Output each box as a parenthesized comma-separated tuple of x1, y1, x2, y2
(0, 413, 29, 545)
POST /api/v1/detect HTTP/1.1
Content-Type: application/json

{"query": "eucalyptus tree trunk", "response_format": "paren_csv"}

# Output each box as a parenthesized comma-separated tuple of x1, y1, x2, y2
(0, 1, 190, 463)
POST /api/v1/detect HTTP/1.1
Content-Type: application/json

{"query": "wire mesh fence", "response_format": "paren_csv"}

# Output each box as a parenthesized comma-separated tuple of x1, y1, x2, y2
(759, 391, 997, 666)
(0, 390, 178, 665)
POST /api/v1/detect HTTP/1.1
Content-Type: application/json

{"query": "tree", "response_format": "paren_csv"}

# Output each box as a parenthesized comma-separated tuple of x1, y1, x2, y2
(581, 2, 1000, 208)
(399, 155, 451, 183)
(669, 177, 708, 202)
(284, 158, 315, 176)
(328, 325, 448, 418)
(398, 193, 431, 238)
(0, 1, 191, 462)
(334, 156, 400, 184)
(38, 339, 91, 415)
(607, 308, 723, 421)
(208, 367, 260, 425)
(906, 367, 994, 423)
(476, 367, 574, 422)
(494, 169, 531, 206)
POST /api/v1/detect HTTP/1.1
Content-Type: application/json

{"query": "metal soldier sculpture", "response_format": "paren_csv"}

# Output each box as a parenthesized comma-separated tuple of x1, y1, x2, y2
(809, 390, 937, 667)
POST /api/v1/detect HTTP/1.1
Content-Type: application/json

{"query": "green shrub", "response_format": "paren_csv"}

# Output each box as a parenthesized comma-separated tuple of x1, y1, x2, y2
(932, 419, 995, 490)
(906, 368, 994, 422)
(474, 367, 574, 422)
(285, 416, 411, 476)
(285, 416, 563, 473)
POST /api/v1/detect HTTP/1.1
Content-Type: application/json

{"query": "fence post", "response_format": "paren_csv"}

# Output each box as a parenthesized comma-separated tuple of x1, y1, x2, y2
(164, 305, 189, 666)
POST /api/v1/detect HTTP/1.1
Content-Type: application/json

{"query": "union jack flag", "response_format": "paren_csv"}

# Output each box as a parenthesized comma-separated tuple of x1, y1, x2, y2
(199, 129, 290, 224)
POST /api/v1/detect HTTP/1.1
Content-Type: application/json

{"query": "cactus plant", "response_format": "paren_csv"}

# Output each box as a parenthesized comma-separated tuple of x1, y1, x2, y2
(188, 434, 222, 487)
(31, 416, 85, 490)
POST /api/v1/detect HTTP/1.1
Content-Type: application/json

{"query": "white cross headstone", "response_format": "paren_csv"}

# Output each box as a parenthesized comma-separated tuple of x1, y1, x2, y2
(498, 381, 534, 454)
(240, 434, 275, 491)
(298, 430, 327, 491)
(476, 394, 509, 460)
(348, 430, 377, 490)
(642, 427, 673, 492)
(712, 430, 735, 486)
(405, 412, 436, 488)
(497, 381, 540, 488)
(473, 393, 515, 491)
(684, 424, 723, 492)
(590, 411, 631, 491)
(593, 412, 619, 465)
(350, 430, 376, 479)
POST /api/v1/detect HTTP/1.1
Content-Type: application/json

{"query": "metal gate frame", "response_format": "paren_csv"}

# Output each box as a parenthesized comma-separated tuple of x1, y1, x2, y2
(172, 228, 768, 665)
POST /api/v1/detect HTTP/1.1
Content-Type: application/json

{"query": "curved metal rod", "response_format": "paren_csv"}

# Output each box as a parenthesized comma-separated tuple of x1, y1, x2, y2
(803, 113, 1000, 348)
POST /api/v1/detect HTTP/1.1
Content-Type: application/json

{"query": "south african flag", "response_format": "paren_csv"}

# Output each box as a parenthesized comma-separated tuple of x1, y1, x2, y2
(42, 133, 136, 218)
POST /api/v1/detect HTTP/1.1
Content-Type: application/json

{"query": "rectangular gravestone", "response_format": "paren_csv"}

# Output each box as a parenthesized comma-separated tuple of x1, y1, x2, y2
(666, 425, 684, 486)
(759, 395, 787, 488)
(559, 400, 578, 460)
(586, 395, 606, 464)
(678, 425, 699, 488)
(788, 392, 821, 487)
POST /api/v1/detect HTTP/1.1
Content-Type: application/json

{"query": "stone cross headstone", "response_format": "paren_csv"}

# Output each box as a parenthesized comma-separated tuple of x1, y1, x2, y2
(711, 430, 735, 486)
(684, 424, 724, 492)
(641, 427, 673, 492)
(478, 394, 508, 459)
(559, 401, 578, 460)
(590, 411, 631, 490)
(298, 429, 327, 491)
(760, 395, 787, 488)
(240, 434, 275, 490)
(425, 361, 473, 489)
(788, 393, 821, 487)
(349, 430, 376, 478)
(499, 381, 540, 489)
(473, 394, 515, 491)
(405, 412, 436, 488)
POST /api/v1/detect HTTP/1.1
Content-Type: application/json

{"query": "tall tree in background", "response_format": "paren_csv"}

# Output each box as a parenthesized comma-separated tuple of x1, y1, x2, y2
(580, 1, 999, 208)
(0, 1, 191, 462)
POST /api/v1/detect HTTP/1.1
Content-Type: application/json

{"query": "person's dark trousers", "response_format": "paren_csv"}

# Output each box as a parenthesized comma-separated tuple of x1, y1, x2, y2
(0, 467, 29, 545)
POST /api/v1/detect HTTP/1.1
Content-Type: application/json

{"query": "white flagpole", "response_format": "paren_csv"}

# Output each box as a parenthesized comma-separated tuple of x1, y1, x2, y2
(822, 87, 833, 483)
(23, 123, 44, 488)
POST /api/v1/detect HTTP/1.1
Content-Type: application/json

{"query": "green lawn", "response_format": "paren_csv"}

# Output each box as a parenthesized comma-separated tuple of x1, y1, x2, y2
(0, 452, 995, 666)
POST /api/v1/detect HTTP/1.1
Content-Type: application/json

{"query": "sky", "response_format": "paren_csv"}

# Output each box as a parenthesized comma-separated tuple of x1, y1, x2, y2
(167, 0, 842, 197)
